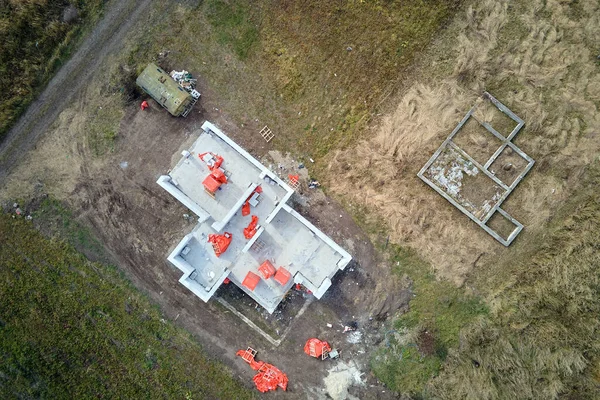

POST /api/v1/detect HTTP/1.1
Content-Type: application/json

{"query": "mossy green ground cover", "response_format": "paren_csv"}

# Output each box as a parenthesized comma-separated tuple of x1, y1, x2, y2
(0, 212, 253, 399)
(369, 166, 600, 398)
(371, 248, 487, 396)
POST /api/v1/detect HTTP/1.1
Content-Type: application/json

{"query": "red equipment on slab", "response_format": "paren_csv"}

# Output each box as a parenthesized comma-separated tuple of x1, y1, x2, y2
(241, 200, 251, 216)
(243, 215, 259, 239)
(304, 338, 332, 360)
(140, 100, 149, 110)
(241, 186, 263, 216)
(236, 347, 288, 393)
(202, 168, 228, 194)
(258, 260, 276, 279)
(207, 232, 232, 257)
(242, 271, 261, 291)
(198, 152, 224, 171)
(273, 267, 291, 285)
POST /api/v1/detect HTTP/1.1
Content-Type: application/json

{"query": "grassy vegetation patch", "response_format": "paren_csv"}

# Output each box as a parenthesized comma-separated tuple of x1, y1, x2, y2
(30, 196, 111, 264)
(372, 247, 487, 396)
(256, 0, 462, 157)
(0, 0, 106, 141)
(428, 166, 600, 399)
(204, 0, 259, 60)
(0, 211, 253, 399)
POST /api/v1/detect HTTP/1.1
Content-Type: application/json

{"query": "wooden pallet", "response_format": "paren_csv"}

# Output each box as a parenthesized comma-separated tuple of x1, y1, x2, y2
(288, 177, 300, 191)
(260, 125, 274, 143)
(204, 187, 216, 198)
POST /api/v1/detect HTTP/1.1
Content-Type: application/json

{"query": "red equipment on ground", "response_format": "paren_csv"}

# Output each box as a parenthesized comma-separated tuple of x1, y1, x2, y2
(140, 100, 149, 110)
(236, 347, 288, 393)
(198, 152, 224, 171)
(304, 338, 332, 360)
(241, 186, 262, 216)
(243, 215, 259, 239)
(207, 232, 232, 257)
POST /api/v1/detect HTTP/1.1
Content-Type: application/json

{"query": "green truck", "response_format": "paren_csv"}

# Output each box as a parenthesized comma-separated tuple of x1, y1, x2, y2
(136, 63, 199, 117)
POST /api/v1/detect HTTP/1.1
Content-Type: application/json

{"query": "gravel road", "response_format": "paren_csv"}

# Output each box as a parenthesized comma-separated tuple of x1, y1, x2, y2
(0, 0, 154, 184)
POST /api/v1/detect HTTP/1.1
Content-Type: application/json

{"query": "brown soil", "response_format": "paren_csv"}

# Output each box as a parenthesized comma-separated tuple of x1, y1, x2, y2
(452, 117, 503, 166)
(486, 211, 518, 241)
(2, 98, 407, 398)
(416, 329, 436, 357)
(489, 146, 530, 186)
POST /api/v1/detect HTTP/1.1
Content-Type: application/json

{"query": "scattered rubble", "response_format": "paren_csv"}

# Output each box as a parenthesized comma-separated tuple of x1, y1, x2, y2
(324, 360, 365, 400)
(170, 70, 201, 99)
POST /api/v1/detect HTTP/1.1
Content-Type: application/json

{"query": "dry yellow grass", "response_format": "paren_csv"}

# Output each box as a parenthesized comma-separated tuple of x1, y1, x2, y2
(326, 0, 600, 285)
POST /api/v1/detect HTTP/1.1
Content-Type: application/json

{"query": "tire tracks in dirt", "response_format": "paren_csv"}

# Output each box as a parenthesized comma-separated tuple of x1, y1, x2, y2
(0, 0, 154, 184)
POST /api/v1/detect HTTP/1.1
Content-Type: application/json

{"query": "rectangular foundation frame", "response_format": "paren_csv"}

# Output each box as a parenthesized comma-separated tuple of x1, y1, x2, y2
(417, 92, 534, 246)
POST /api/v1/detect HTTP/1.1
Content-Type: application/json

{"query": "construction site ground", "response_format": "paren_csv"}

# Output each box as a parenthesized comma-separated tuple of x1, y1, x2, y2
(1, 0, 599, 398)
(2, 106, 403, 398)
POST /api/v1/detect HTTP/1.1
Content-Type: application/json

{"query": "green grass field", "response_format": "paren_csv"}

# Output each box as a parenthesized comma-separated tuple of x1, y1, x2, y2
(0, 212, 253, 399)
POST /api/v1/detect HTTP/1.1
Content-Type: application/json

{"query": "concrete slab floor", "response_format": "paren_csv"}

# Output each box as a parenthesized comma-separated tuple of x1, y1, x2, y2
(159, 121, 351, 313)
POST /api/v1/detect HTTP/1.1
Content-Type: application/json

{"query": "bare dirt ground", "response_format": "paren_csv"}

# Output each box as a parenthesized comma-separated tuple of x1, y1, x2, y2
(3, 99, 408, 398)
(0, 12, 410, 392)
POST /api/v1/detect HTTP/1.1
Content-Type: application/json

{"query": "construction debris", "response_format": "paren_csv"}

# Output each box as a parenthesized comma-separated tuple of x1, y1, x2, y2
(305, 338, 334, 360)
(308, 179, 320, 189)
(170, 69, 201, 99)
(243, 215, 259, 239)
(207, 232, 232, 257)
(260, 125, 274, 143)
(236, 347, 288, 393)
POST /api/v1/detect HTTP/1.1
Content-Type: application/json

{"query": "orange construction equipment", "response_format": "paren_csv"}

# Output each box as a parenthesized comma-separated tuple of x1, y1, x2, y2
(304, 338, 332, 360)
(198, 152, 224, 171)
(243, 215, 259, 239)
(258, 260, 276, 279)
(241, 200, 251, 216)
(241, 186, 263, 216)
(203, 168, 228, 194)
(207, 232, 232, 257)
(236, 347, 288, 393)
(242, 271, 261, 291)
(273, 267, 291, 285)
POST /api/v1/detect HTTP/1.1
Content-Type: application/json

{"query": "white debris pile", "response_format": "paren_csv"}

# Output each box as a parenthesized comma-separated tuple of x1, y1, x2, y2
(427, 147, 478, 197)
(323, 360, 365, 400)
(170, 70, 201, 99)
(346, 330, 363, 344)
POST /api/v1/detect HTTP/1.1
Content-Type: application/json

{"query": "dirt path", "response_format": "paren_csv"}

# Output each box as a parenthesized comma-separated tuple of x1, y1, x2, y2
(0, 0, 154, 184)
